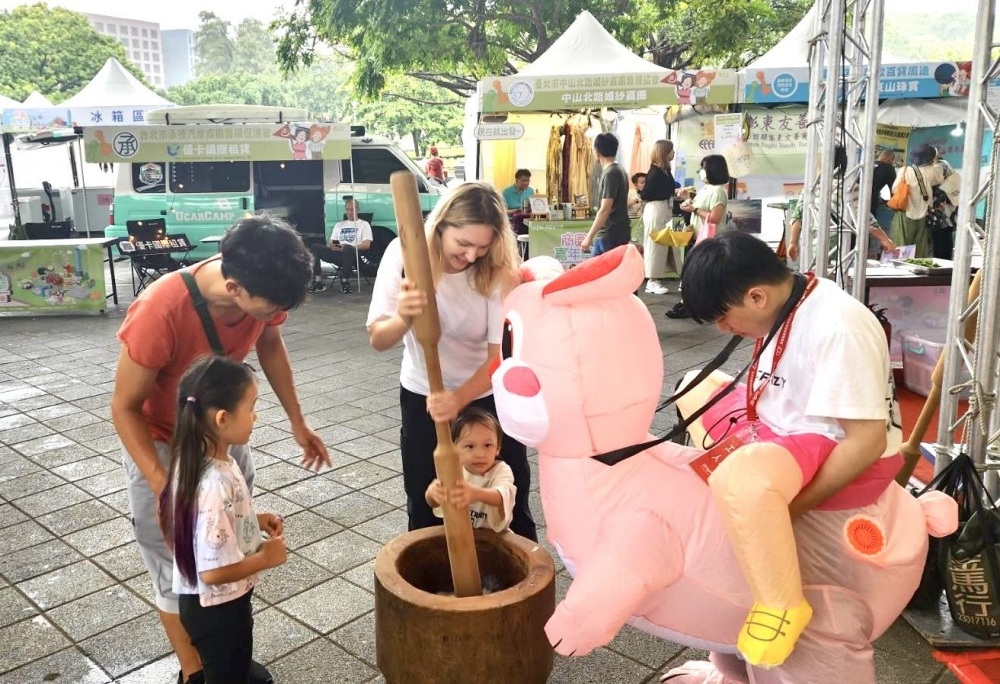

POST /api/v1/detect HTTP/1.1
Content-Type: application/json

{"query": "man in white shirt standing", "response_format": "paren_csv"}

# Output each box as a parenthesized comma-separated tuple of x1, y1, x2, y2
(308, 199, 373, 293)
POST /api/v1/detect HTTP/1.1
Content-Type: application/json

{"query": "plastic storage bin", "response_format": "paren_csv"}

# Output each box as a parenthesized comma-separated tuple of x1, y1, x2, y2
(900, 328, 968, 398)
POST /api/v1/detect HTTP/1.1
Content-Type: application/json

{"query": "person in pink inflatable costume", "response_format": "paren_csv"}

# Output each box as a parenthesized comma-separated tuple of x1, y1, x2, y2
(490, 244, 956, 683)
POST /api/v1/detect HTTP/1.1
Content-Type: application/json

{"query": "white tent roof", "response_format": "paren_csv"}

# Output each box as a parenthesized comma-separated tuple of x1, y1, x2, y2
(62, 58, 171, 108)
(878, 97, 968, 127)
(518, 11, 668, 77)
(0, 93, 19, 108)
(22, 91, 53, 107)
(747, 4, 915, 68)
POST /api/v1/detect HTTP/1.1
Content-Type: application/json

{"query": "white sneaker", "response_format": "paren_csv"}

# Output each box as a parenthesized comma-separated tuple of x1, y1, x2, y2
(645, 280, 669, 294)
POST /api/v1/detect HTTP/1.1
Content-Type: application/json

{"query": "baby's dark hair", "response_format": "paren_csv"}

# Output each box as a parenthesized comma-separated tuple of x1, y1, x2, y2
(159, 355, 257, 585)
(451, 407, 503, 454)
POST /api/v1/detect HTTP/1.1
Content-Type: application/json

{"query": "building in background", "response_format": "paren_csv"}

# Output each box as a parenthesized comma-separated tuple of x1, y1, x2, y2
(162, 29, 198, 88)
(85, 13, 164, 88)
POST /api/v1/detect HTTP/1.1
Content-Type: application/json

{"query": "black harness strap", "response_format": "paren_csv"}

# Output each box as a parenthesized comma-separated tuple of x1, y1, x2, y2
(592, 273, 808, 466)
(180, 270, 225, 356)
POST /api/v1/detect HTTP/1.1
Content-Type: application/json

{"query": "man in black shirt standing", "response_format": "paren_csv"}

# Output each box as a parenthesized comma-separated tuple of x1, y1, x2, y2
(582, 133, 631, 256)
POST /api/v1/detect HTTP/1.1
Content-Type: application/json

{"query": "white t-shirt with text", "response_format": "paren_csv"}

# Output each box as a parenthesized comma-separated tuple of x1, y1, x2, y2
(332, 220, 373, 247)
(433, 461, 516, 533)
(366, 238, 503, 397)
(752, 277, 902, 459)
(172, 456, 262, 607)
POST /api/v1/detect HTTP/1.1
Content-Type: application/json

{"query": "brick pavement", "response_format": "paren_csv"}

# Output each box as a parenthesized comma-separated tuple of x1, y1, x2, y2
(0, 263, 957, 683)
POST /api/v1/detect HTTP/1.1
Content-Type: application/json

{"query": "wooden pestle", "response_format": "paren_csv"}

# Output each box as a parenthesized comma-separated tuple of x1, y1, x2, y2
(896, 269, 982, 485)
(389, 171, 483, 597)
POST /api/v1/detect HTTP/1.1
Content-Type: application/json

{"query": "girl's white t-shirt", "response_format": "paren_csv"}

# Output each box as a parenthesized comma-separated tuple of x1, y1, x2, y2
(366, 238, 503, 397)
(172, 456, 262, 606)
(753, 277, 902, 460)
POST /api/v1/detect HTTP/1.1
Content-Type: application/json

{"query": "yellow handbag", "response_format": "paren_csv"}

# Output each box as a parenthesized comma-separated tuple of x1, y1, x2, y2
(652, 227, 695, 247)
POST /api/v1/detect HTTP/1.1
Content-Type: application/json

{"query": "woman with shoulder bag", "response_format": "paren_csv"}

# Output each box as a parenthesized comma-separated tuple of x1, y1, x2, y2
(890, 144, 944, 258)
(640, 140, 678, 295)
(668, 155, 730, 319)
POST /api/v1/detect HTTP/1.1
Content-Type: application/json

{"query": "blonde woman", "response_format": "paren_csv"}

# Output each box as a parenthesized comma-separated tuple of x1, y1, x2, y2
(366, 182, 537, 540)
(640, 140, 678, 294)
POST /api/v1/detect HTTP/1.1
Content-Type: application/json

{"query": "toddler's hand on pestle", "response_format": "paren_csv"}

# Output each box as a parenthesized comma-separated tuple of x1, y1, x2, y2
(447, 480, 474, 508)
(426, 479, 446, 507)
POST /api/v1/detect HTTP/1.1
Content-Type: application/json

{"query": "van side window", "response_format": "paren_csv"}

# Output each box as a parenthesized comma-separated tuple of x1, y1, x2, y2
(169, 161, 251, 193)
(340, 148, 408, 185)
(132, 162, 166, 193)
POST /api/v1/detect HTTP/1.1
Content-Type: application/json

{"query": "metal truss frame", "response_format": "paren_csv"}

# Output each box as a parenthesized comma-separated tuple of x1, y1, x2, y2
(932, 0, 1000, 486)
(800, 0, 885, 300)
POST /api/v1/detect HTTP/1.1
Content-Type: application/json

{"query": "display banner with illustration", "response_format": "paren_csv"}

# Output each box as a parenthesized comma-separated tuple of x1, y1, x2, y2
(528, 219, 644, 269)
(0, 240, 108, 313)
(478, 69, 738, 113)
(1, 107, 72, 133)
(1, 105, 167, 133)
(82, 122, 351, 163)
(745, 61, 984, 104)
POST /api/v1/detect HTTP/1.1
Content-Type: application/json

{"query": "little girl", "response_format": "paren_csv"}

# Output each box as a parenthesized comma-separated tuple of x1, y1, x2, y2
(425, 407, 516, 533)
(159, 356, 287, 683)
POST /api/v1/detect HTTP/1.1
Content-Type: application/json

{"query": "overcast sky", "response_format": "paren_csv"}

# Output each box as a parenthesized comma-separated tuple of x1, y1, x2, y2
(0, 0, 979, 31)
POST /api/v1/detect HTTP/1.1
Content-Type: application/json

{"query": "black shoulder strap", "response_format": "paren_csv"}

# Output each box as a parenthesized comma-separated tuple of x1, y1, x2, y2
(593, 273, 808, 466)
(180, 270, 225, 356)
(912, 166, 930, 202)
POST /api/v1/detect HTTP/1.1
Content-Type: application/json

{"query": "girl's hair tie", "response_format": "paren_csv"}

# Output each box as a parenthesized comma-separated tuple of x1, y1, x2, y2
(186, 396, 197, 404)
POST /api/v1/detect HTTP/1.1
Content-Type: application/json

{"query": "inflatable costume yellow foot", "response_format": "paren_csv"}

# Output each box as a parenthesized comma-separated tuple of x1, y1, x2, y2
(737, 599, 813, 668)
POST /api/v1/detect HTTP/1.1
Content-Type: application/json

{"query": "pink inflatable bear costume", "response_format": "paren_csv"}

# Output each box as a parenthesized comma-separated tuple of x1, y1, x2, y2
(491, 245, 957, 683)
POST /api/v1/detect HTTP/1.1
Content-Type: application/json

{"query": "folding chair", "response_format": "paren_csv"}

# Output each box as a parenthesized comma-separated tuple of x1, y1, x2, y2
(121, 220, 187, 295)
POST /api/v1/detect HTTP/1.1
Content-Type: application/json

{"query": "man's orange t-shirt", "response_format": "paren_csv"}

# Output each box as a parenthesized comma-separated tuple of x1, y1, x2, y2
(116, 256, 287, 443)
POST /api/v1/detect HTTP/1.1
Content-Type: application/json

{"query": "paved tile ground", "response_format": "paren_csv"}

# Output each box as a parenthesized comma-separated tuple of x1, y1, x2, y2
(0, 262, 959, 683)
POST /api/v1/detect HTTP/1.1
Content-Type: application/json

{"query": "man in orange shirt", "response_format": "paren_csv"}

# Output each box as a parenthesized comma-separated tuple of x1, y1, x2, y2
(111, 216, 331, 684)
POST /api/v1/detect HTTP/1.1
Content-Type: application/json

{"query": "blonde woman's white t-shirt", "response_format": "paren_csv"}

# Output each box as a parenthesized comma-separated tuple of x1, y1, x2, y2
(366, 238, 503, 397)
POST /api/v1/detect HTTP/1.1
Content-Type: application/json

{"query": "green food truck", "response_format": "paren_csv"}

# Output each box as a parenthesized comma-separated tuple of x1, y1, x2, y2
(89, 105, 444, 268)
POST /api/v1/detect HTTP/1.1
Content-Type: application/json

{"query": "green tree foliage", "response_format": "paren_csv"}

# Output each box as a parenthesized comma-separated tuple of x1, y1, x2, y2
(194, 11, 235, 77)
(883, 13, 975, 62)
(350, 75, 464, 154)
(195, 13, 279, 77)
(0, 3, 148, 102)
(273, 0, 812, 97)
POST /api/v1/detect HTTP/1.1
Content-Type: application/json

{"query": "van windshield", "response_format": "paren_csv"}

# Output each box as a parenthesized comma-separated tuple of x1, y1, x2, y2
(340, 148, 409, 184)
(169, 161, 251, 193)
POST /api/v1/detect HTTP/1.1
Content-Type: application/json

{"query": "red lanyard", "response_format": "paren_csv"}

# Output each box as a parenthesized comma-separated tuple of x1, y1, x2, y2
(746, 273, 818, 422)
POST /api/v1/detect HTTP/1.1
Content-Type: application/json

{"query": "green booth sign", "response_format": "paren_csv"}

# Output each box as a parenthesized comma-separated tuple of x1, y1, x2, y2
(82, 122, 351, 163)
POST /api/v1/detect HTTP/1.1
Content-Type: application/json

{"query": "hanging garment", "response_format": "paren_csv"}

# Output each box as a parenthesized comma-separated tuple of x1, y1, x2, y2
(569, 123, 593, 205)
(630, 122, 653, 178)
(561, 122, 573, 203)
(547, 126, 563, 206)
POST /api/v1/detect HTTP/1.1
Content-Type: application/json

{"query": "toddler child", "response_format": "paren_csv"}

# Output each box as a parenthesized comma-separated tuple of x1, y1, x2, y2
(425, 407, 516, 533)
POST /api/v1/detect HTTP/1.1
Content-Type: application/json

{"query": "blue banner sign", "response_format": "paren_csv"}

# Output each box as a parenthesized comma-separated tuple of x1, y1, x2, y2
(744, 61, 977, 104)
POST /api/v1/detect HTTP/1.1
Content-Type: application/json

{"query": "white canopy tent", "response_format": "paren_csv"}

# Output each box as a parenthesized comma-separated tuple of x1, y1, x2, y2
(877, 98, 969, 127)
(518, 10, 669, 77)
(745, 3, 915, 69)
(62, 58, 172, 125)
(463, 11, 671, 184)
(21, 91, 53, 107)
